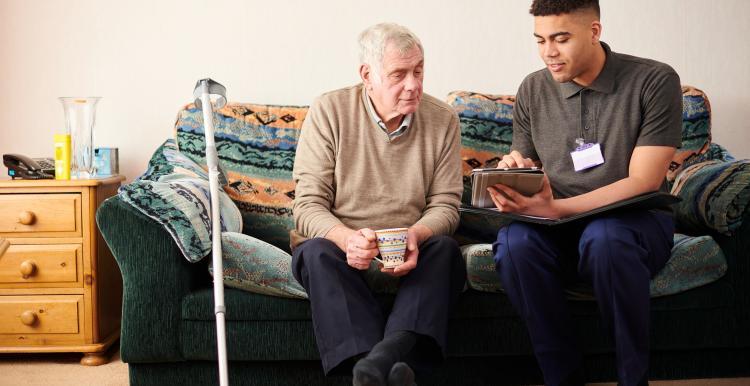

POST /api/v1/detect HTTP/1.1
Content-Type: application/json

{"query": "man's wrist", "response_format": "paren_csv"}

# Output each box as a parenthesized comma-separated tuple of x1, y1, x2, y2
(410, 224, 433, 245)
(325, 224, 356, 251)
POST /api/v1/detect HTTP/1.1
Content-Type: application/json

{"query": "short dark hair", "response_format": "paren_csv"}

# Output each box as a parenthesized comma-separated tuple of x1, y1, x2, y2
(529, 0, 600, 17)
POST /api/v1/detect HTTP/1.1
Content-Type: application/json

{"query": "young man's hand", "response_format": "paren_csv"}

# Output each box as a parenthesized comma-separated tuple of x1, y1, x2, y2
(488, 174, 561, 219)
(497, 150, 535, 169)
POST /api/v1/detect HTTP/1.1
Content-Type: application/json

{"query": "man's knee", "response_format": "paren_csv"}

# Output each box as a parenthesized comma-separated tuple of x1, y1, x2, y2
(579, 217, 645, 267)
(422, 235, 459, 255)
(419, 235, 461, 269)
(493, 222, 545, 268)
(293, 237, 344, 272)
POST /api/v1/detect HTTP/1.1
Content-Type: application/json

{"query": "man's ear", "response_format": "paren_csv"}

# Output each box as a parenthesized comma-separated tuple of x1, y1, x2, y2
(591, 20, 602, 44)
(359, 64, 372, 90)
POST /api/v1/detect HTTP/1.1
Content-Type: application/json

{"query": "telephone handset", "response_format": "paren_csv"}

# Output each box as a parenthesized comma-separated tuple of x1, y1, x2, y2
(3, 154, 55, 179)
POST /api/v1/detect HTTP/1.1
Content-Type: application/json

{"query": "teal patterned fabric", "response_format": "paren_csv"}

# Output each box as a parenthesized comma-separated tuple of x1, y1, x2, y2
(209, 232, 307, 299)
(118, 140, 242, 262)
(174, 103, 308, 252)
(460, 233, 727, 298)
(446, 91, 515, 204)
(650, 233, 727, 297)
(668, 86, 713, 181)
(671, 159, 750, 235)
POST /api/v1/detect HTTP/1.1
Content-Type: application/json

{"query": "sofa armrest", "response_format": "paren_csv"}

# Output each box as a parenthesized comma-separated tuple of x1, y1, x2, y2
(713, 207, 750, 342)
(96, 195, 208, 363)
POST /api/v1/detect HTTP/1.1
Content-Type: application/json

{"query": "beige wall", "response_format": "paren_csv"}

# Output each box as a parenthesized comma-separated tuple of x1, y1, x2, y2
(1, 0, 748, 181)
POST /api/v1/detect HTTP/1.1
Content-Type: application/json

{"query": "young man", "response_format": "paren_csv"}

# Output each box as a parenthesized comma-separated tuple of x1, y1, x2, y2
(291, 23, 466, 386)
(489, 1, 682, 385)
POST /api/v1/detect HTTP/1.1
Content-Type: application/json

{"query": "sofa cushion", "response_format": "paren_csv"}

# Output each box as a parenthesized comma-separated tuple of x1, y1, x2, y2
(667, 86, 713, 181)
(460, 232, 727, 298)
(671, 159, 750, 235)
(118, 140, 242, 262)
(174, 103, 309, 252)
(446, 91, 515, 204)
(208, 232, 308, 299)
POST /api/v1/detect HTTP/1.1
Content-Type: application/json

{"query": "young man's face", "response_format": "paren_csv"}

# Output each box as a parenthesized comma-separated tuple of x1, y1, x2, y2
(533, 10, 602, 84)
(362, 42, 424, 122)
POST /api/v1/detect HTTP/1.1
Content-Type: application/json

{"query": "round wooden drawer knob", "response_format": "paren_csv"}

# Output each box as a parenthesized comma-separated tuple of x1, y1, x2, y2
(18, 211, 36, 225)
(20, 260, 37, 278)
(20, 311, 37, 326)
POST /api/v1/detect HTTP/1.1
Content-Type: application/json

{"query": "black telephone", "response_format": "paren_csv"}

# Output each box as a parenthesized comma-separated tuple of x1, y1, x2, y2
(3, 154, 55, 179)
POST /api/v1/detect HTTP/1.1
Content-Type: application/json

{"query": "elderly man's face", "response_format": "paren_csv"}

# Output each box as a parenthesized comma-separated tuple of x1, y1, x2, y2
(363, 42, 424, 125)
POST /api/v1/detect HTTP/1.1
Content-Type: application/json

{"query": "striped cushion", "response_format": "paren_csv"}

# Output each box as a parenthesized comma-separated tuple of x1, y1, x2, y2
(174, 103, 308, 252)
(671, 159, 750, 235)
(460, 233, 727, 298)
(118, 140, 243, 262)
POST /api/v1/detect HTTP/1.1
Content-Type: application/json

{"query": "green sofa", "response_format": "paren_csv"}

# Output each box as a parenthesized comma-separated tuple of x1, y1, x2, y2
(96, 87, 750, 385)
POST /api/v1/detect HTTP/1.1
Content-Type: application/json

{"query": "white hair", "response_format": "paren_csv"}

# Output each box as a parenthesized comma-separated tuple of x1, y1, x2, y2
(358, 23, 423, 80)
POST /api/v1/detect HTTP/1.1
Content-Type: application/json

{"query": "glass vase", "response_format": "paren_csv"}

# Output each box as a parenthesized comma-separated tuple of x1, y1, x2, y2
(59, 97, 101, 179)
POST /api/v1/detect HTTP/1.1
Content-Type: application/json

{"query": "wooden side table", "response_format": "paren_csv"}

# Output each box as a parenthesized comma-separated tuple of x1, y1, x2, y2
(0, 176, 125, 365)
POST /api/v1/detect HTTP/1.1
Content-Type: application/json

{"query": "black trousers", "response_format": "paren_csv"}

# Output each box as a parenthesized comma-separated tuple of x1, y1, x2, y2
(292, 235, 466, 375)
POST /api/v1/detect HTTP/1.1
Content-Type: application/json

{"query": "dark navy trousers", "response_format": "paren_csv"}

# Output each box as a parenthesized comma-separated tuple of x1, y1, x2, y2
(493, 210, 674, 386)
(292, 235, 466, 375)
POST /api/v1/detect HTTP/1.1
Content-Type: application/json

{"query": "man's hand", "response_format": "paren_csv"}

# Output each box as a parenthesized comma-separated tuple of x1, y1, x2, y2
(381, 224, 432, 277)
(343, 228, 379, 270)
(497, 150, 535, 169)
(488, 174, 561, 219)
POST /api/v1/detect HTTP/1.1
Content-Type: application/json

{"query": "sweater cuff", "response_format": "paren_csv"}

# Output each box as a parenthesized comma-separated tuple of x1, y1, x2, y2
(414, 216, 452, 237)
(307, 216, 345, 240)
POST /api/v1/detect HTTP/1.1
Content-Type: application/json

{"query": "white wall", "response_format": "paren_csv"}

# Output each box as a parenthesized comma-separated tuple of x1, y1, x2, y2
(1, 0, 748, 182)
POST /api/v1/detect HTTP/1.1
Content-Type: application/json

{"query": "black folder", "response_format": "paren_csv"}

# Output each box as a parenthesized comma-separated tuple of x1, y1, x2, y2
(460, 191, 681, 226)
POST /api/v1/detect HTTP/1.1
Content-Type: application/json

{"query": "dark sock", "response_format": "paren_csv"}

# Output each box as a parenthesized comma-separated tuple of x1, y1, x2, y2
(353, 331, 418, 386)
(387, 362, 415, 386)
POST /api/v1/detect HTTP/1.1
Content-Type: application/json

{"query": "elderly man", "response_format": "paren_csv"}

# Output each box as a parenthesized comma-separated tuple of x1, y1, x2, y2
(291, 23, 466, 386)
(489, 1, 682, 385)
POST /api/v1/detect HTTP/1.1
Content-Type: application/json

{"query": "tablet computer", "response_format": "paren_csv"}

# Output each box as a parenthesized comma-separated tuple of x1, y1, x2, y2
(470, 167, 545, 208)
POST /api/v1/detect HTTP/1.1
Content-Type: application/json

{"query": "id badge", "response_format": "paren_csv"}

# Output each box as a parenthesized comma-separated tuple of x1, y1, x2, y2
(571, 143, 604, 172)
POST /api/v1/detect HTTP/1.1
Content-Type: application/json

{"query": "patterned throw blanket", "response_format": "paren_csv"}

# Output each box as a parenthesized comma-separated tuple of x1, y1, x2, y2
(118, 139, 242, 262)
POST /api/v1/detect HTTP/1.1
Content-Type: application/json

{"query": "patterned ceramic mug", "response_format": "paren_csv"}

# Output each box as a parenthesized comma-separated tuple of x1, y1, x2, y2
(374, 228, 408, 268)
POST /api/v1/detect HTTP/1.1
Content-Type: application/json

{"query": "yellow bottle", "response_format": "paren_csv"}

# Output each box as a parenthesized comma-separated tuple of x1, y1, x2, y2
(54, 133, 71, 180)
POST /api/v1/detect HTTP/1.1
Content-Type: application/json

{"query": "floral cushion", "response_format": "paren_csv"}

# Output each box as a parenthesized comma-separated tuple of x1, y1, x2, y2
(118, 140, 242, 262)
(460, 233, 727, 298)
(209, 232, 307, 299)
(174, 102, 308, 252)
(671, 159, 750, 235)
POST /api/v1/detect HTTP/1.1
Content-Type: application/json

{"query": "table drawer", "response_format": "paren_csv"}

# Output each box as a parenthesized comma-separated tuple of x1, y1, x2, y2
(0, 295, 82, 334)
(0, 194, 80, 235)
(0, 244, 81, 287)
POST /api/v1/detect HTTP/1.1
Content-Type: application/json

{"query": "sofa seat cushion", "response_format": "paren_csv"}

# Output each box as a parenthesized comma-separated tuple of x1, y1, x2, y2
(174, 103, 309, 252)
(178, 285, 739, 361)
(182, 288, 312, 321)
(460, 232, 728, 298)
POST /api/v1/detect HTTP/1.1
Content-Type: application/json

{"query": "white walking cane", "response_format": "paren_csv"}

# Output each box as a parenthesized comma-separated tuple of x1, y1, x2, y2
(193, 78, 229, 386)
